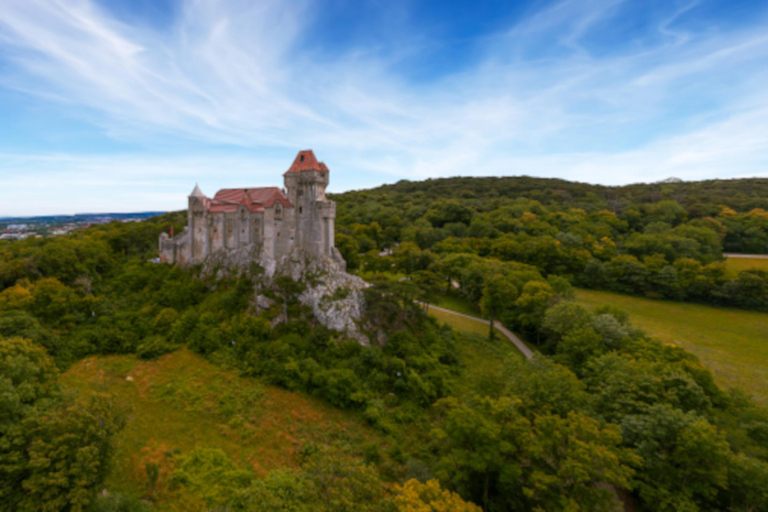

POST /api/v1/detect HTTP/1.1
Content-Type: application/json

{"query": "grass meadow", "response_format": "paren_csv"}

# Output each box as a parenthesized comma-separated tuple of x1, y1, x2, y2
(724, 256, 768, 277)
(432, 292, 481, 316)
(576, 288, 768, 405)
(61, 317, 526, 509)
(428, 306, 489, 336)
(62, 350, 384, 511)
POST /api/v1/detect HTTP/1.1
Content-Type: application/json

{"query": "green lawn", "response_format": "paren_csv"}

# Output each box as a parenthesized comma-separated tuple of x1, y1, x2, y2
(449, 328, 524, 398)
(432, 292, 481, 317)
(724, 256, 768, 277)
(426, 307, 525, 398)
(428, 293, 538, 355)
(576, 289, 768, 405)
(426, 302, 536, 359)
(428, 306, 491, 337)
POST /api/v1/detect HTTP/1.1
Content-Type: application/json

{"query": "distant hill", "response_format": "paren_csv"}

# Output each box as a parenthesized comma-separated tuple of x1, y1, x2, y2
(331, 176, 768, 213)
(0, 211, 167, 223)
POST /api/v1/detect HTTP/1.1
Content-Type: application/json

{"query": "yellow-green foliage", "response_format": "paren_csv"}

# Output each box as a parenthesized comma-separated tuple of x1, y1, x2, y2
(576, 288, 768, 405)
(393, 479, 482, 511)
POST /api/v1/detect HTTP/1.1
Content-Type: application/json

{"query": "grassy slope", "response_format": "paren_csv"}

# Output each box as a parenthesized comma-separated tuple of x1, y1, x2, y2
(724, 256, 768, 277)
(432, 293, 480, 317)
(448, 325, 525, 398)
(576, 289, 768, 405)
(61, 328, 526, 510)
(428, 307, 490, 337)
(62, 350, 383, 511)
(429, 292, 537, 355)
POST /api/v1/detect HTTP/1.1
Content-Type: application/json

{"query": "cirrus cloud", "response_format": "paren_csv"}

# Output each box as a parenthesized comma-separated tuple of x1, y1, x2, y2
(0, 0, 767, 215)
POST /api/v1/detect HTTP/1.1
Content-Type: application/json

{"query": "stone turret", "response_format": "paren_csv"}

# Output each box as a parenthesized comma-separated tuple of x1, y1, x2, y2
(188, 184, 209, 262)
(283, 150, 336, 258)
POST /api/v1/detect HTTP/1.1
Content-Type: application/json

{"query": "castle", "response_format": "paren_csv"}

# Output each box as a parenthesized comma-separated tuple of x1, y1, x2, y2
(159, 150, 340, 268)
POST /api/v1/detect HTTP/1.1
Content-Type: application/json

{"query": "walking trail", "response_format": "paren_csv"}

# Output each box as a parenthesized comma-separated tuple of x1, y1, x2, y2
(425, 303, 533, 360)
(724, 253, 768, 259)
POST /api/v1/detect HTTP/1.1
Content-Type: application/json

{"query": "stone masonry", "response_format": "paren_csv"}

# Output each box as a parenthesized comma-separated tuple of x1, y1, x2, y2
(159, 150, 344, 269)
(158, 150, 370, 344)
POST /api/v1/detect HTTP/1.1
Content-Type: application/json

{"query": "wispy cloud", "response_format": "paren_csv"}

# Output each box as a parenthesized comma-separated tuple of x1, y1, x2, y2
(0, 0, 767, 215)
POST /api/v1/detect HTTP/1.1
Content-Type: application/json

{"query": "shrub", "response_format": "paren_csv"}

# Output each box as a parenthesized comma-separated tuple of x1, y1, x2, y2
(136, 335, 175, 360)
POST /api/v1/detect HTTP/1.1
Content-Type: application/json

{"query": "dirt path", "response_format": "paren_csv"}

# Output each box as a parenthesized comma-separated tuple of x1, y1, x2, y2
(724, 253, 768, 259)
(425, 303, 533, 360)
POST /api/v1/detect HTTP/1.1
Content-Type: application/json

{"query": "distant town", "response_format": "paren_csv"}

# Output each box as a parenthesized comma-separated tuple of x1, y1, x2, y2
(0, 212, 166, 241)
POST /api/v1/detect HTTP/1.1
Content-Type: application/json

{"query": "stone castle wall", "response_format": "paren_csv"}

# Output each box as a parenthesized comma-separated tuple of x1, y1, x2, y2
(159, 152, 338, 269)
(158, 151, 364, 343)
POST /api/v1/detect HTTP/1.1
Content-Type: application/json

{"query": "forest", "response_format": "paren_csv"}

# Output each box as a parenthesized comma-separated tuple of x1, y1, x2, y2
(1, 175, 768, 511)
(332, 176, 768, 310)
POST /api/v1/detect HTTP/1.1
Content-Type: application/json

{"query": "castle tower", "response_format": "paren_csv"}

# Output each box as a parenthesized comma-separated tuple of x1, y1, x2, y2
(188, 183, 209, 263)
(160, 151, 341, 268)
(283, 150, 335, 257)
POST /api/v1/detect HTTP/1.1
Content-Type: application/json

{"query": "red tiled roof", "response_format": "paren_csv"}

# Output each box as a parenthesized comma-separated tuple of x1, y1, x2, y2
(204, 187, 292, 213)
(285, 150, 329, 175)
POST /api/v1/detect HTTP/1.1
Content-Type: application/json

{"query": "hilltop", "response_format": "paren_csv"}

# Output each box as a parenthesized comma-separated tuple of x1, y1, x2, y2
(332, 175, 768, 214)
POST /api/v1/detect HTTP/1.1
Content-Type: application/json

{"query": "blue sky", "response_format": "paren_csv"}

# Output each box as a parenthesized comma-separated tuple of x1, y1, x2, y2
(0, 0, 767, 216)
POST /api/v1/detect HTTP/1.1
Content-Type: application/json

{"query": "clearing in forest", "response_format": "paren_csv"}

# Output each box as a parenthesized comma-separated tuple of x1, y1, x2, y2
(724, 255, 768, 277)
(576, 288, 768, 406)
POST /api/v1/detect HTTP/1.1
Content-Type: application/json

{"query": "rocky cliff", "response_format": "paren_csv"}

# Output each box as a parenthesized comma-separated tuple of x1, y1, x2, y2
(202, 244, 370, 345)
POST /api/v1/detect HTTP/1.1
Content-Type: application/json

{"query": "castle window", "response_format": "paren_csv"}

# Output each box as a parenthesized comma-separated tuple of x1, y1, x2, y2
(299, 207, 303, 214)
(300, 155, 305, 162)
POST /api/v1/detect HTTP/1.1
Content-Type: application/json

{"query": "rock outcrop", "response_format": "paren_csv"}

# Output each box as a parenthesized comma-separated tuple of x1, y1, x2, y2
(279, 250, 370, 345)
(202, 245, 370, 345)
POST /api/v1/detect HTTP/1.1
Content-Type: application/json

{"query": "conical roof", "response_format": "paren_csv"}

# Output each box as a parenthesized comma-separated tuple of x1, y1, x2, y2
(190, 183, 205, 198)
